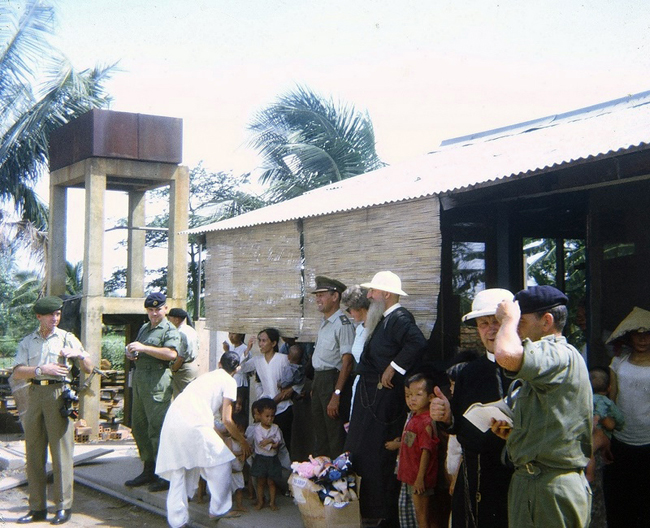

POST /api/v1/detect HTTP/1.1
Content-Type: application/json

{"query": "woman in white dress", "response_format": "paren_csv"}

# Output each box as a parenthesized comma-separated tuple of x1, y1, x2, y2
(156, 351, 251, 528)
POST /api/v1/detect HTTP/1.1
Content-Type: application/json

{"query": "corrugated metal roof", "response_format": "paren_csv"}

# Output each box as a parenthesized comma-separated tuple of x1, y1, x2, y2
(188, 90, 650, 234)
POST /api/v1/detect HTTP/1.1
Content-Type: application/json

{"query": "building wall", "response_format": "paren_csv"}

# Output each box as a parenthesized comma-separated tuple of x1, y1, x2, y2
(204, 197, 441, 340)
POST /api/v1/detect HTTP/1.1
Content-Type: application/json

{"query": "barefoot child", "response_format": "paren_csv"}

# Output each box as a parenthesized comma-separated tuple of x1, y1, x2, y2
(226, 414, 249, 512)
(397, 373, 439, 528)
(247, 398, 284, 510)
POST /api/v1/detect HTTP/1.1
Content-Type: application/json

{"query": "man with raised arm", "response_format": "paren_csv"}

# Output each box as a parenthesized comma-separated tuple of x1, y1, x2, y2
(490, 285, 592, 528)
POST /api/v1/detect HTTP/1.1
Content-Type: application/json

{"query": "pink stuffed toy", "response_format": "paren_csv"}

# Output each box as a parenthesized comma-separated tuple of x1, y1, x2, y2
(291, 455, 331, 479)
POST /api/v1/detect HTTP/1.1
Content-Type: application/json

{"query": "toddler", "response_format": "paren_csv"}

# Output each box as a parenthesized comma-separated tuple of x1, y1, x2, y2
(397, 373, 439, 528)
(246, 398, 284, 511)
(226, 414, 248, 512)
(277, 344, 305, 392)
(589, 367, 625, 437)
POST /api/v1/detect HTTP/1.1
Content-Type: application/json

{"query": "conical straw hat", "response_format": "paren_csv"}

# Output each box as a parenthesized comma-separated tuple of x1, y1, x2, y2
(606, 306, 650, 344)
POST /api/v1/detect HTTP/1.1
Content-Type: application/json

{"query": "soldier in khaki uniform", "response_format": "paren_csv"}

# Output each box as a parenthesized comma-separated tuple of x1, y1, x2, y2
(124, 292, 180, 492)
(310, 276, 355, 459)
(13, 296, 92, 525)
(491, 285, 592, 528)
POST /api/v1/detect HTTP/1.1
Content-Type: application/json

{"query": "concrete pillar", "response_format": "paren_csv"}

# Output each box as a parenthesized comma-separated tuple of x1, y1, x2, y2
(83, 163, 105, 297)
(167, 166, 189, 300)
(47, 184, 67, 296)
(79, 165, 106, 432)
(127, 191, 146, 298)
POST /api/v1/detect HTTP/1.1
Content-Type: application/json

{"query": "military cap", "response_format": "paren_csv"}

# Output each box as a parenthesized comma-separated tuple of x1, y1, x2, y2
(515, 285, 568, 314)
(168, 308, 188, 320)
(144, 292, 166, 308)
(33, 296, 63, 315)
(311, 276, 347, 294)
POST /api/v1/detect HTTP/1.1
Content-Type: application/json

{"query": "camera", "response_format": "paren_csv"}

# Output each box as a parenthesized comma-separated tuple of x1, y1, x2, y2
(60, 386, 79, 419)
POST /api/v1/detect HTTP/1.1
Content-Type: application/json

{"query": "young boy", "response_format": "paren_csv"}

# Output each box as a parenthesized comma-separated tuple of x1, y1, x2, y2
(397, 373, 439, 528)
(246, 398, 284, 511)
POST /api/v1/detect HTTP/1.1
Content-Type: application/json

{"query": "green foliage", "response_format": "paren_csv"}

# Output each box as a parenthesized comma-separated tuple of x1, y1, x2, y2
(0, 0, 114, 225)
(524, 238, 587, 348)
(103, 164, 265, 308)
(248, 85, 386, 203)
(101, 332, 125, 370)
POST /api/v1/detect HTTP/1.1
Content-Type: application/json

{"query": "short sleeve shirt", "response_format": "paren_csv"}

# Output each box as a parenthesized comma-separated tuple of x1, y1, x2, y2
(506, 335, 592, 469)
(135, 318, 180, 367)
(610, 353, 650, 444)
(397, 412, 439, 488)
(177, 324, 199, 361)
(14, 327, 85, 381)
(312, 309, 355, 371)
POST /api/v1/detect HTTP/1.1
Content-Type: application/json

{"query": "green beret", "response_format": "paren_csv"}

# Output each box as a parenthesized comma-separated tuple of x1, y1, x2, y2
(33, 296, 63, 315)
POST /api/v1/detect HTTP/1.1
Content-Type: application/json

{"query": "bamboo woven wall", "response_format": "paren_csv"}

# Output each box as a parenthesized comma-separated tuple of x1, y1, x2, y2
(203, 196, 441, 340)
(204, 221, 302, 336)
(302, 197, 441, 339)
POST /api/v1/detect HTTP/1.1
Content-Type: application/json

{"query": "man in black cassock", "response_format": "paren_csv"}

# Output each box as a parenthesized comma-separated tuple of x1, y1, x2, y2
(345, 271, 427, 527)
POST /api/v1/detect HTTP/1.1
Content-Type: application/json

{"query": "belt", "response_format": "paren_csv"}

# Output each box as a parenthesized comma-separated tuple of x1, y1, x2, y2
(516, 461, 583, 476)
(135, 362, 168, 370)
(31, 379, 63, 386)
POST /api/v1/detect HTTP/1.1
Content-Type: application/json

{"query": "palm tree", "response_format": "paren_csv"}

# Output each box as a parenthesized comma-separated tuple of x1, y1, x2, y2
(248, 85, 386, 202)
(0, 0, 113, 225)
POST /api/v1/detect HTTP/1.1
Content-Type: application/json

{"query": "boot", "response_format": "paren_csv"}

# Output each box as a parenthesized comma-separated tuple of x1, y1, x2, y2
(125, 461, 156, 487)
(148, 477, 170, 492)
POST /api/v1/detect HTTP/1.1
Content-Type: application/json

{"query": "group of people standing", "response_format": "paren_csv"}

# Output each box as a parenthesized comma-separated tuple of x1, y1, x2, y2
(11, 275, 650, 528)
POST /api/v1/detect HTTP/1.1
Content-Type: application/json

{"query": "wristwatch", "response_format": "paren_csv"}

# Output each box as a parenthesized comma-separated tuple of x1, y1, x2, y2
(334, 389, 341, 396)
(34, 366, 42, 377)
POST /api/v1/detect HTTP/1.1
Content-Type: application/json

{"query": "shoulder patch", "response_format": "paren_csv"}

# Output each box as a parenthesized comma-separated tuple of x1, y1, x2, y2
(339, 315, 352, 325)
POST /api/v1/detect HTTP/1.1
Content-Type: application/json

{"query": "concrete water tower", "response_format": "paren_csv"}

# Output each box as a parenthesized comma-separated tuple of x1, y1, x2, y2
(48, 109, 189, 434)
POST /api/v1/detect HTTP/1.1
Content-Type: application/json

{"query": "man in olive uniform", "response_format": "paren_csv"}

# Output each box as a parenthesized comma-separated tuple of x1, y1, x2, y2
(310, 276, 355, 459)
(491, 285, 593, 527)
(13, 296, 93, 525)
(124, 292, 180, 492)
(167, 308, 199, 397)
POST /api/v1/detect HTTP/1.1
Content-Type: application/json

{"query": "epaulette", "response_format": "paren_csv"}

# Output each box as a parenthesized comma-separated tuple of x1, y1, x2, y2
(339, 315, 352, 325)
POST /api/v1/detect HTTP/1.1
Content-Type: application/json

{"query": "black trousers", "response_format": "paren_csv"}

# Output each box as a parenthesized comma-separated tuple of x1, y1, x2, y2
(603, 436, 650, 528)
(344, 373, 406, 526)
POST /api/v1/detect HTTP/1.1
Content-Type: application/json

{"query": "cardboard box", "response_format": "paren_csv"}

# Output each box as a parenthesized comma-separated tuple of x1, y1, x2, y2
(288, 473, 361, 528)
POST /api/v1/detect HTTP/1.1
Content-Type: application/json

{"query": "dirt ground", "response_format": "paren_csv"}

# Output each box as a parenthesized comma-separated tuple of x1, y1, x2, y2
(0, 481, 169, 527)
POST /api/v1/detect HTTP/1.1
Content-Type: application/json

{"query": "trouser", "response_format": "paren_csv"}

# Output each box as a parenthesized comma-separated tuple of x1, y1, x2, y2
(603, 437, 650, 528)
(131, 366, 173, 464)
(166, 463, 232, 528)
(509, 463, 592, 528)
(23, 383, 74, 511)
(171, 361, 199, 397)
(345, 374, 405, 524)
(311, 369, 350, 459)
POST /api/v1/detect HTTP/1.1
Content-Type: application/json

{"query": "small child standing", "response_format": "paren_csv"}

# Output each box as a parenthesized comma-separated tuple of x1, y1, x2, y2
(247, 398, 284, 511)
(397, 373, 439, 528)
(277, 344, 305, 392)
(225, 414, 249, 512)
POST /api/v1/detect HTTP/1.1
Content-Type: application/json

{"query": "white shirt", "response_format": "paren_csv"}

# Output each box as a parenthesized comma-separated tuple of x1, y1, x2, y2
(242, 352, 293, 415)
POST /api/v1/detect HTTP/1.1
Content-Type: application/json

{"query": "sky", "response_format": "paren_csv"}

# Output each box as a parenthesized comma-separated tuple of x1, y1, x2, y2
(52, 0, 650, 174)
(39, 0, 650, 272)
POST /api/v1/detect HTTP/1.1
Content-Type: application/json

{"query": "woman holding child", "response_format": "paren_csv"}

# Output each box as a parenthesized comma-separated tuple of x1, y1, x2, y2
(603, 307, 650, 528)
